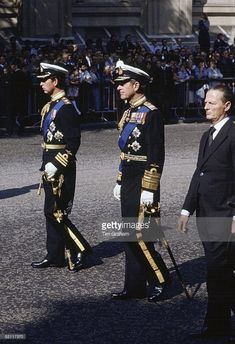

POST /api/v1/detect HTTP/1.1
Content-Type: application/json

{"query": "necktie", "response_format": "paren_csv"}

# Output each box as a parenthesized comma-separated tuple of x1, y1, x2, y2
(203, 126, 216, 156)
(208, 126, 216, 147)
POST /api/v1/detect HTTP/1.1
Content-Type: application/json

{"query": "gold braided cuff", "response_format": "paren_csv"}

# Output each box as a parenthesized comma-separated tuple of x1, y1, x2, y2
(141, 167, 161, 191)
(55, 152, 69, 168)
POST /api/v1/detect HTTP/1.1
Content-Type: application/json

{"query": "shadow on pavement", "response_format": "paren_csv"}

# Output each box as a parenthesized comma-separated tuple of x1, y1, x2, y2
(0, 184, 39, 199)
(23, 297, 223, 344)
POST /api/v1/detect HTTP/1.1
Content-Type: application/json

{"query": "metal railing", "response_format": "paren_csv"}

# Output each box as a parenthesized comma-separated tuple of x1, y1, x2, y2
(171, 77, 235, 122)
(0, 77, 234, 129)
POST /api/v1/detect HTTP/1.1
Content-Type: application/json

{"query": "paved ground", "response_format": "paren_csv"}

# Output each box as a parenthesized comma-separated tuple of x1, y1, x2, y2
(0, 123, 231, 344)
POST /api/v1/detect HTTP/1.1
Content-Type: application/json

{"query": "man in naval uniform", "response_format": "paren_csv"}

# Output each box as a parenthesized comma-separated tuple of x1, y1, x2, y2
(31, 63, 92, 272)
(111, 61, 170, 302)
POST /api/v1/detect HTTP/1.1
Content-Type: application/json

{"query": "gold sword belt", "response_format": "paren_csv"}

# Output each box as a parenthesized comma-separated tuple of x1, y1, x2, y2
(41, 143, 66, 150)
(120, 152, 147, 162)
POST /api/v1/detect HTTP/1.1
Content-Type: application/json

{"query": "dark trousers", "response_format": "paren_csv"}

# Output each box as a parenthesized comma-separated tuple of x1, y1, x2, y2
(121, 164, 169, 295)
(202, 241, 235, 330)
(43, 180, 66, 263)
(43, 164, 91, 263)
(196, 194, 235, 330)
(124, 241, 169, 296)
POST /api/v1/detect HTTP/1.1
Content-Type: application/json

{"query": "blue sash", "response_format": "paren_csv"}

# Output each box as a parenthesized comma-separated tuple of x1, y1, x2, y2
(43, 100, 65, 137)
(118, 122, 137, 150)
(118, 162, 123, 173)
(118, 105, 149, 150)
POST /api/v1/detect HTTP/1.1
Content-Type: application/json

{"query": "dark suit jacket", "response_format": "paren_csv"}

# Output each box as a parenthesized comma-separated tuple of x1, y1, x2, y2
(183, 118, 235, 218)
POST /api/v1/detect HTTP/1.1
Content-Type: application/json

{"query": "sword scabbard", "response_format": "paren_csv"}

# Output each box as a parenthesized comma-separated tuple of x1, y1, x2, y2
(37, 173, 45, 195)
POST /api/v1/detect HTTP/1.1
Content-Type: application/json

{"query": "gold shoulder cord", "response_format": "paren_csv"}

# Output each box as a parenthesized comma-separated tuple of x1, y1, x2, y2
(118, 108, 131, 132)
(40, 101, 51, 129)
(40, 92, 67, 129)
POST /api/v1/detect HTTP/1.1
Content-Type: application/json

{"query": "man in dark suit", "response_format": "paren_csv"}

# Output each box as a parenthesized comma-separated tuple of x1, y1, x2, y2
(154, 56, 176, 124)
(178, 84, 235, 338)
(111, 61, 170, 302)
(7, 59, 30, 135)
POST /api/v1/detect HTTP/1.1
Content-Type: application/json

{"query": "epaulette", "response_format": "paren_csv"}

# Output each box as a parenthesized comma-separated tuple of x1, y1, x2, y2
(144, 101, 157, 111)
(62, 96, 71, 105)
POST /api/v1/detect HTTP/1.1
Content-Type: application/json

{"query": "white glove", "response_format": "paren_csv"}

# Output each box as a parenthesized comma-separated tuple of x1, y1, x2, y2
(113, 184, 121, 201)
(45, 162, 57, 179)
(140, 190, 154, 205)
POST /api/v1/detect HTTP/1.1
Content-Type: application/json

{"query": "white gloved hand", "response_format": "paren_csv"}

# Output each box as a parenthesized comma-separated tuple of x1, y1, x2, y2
(140, 190, 154, 205)
(45, 162, 57, 179)
(113, 184, 121, 201)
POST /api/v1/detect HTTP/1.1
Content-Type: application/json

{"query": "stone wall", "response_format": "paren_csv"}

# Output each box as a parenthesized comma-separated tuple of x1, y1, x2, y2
(21, 0, 72, 37)
(0, 0, 21, 31)
(193, 0, 235, 36)
(19, 0, 235, 38)
(144, 0, 192, 35)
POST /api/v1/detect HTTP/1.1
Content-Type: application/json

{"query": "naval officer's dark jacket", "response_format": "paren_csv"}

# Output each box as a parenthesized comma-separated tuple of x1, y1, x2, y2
(41, 91, 81, 174)
(117, 94, 164, 206)
(41, 91, 81, 215)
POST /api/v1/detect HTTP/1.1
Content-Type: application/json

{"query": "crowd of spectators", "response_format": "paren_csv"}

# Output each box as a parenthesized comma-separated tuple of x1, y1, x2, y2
(0, 29, 235, 132)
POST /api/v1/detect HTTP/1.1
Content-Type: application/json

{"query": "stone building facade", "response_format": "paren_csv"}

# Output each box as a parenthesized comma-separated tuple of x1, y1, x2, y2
(1, 0, 235, 39)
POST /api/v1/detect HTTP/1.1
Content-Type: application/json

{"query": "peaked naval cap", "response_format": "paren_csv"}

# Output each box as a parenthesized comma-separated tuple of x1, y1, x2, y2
(37, 62, 68, 79)
(113, 60, 150, 85)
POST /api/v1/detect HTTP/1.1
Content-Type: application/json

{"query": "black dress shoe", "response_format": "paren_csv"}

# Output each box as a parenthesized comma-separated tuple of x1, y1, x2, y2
(68, 252, 87, 272)
(31, 259, 65, 269)
(148, 285, 167, 302)
(111, 290, 146, 300)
